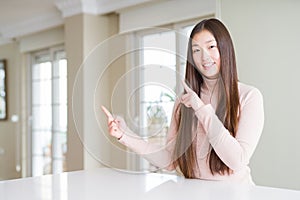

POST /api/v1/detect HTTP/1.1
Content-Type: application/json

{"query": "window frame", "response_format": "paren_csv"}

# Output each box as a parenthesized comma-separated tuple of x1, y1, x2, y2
(28, 45, 67, 176)
(127, 18, 207, 172)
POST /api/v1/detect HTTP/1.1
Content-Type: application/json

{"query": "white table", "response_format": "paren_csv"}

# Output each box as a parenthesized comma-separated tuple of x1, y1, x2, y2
(0, 168, 299, 200)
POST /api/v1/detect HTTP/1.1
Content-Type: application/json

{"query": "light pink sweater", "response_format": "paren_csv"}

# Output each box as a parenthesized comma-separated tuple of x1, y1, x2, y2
(119, 80, 264, 184)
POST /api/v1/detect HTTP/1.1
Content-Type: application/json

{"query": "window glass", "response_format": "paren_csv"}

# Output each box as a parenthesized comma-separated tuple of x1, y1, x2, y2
(31, 48, 67, 176)
(136, 24, 195, 171)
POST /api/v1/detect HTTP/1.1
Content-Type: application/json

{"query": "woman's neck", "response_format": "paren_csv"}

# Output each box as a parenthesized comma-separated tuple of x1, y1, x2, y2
(202, 76, 219, 92)
(201, 76, 220, 107)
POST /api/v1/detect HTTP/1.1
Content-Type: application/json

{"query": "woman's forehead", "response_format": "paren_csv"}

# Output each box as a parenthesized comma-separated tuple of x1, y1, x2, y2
(192, 30, 216, 45)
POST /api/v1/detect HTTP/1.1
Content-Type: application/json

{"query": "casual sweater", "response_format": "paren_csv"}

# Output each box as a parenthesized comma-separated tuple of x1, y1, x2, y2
(119, 80, 264, 184)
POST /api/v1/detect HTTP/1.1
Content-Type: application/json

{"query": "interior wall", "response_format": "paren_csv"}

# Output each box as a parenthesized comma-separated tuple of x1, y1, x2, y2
(220, 0, 300, 190)
(119, 0, 216, 33)
(0, 43, 22, 180)
(65, 13, 124, 171)
(64, 14, 85, 171)
(19, 27, 64, 53)
(82, 13, 125, 170)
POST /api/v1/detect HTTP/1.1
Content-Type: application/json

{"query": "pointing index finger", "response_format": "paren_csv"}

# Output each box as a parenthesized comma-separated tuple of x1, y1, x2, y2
(182, 79, 192, 92)
(101, 106, 113, 119)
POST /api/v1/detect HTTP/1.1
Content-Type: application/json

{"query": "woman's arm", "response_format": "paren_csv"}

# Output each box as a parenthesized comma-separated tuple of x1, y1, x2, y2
(102, 99, 180, 170)
(195, 87, 264, 171)
(118, 126, 177, 169)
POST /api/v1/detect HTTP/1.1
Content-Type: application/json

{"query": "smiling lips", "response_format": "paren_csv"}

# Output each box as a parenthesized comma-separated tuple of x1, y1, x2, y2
(202, 62, 215, 70)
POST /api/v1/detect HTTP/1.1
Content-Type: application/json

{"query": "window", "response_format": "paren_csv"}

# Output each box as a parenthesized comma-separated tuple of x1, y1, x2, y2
(133, 22, 195, 171)
(31, 47, 67, 176)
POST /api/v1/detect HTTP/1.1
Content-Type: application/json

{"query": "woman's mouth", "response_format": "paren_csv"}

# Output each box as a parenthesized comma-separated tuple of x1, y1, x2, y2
(202, 62, 214, 70)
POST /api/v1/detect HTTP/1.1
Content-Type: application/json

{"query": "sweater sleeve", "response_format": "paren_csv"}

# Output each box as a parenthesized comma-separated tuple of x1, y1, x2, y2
(118, 99, 180, 170)
(195, 87, 264, 171)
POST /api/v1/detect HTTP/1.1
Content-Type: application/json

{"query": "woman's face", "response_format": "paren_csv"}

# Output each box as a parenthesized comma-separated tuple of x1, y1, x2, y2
(191, 30, 220, 79)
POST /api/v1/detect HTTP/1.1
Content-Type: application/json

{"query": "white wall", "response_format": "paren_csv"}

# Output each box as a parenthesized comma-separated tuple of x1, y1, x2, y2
(19, 27, 64, 53)
(119, 0, 216, 33)
(64, 13, 123, 171)
(81, 14, 127, 170)
(220, 0, 300, 190)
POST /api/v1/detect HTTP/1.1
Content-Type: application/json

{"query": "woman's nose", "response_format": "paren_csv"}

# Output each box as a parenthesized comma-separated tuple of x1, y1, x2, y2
(201, 49, 210, 61)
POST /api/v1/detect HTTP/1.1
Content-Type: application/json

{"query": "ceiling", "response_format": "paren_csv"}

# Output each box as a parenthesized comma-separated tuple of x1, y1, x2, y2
(0, 0, 154, 45)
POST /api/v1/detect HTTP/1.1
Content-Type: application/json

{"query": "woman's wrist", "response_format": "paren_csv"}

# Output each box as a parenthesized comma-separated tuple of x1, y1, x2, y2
(194, 104, 205, 113)
(193, 100, 204, 112)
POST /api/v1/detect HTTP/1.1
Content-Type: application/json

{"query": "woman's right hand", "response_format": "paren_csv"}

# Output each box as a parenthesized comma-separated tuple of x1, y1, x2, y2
(181, 80, 204, 111)
(101, 106, 126, 140)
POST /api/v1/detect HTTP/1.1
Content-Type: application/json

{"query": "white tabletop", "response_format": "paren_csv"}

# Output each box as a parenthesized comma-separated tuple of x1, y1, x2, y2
(0, 168, 299, 200)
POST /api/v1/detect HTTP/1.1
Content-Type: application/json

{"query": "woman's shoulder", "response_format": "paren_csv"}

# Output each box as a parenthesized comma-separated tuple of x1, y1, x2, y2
(238, 82, 263, 104)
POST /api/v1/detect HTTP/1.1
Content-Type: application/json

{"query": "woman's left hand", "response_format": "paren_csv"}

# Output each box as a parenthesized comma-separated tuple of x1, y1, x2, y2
(181, 80, 204, 111)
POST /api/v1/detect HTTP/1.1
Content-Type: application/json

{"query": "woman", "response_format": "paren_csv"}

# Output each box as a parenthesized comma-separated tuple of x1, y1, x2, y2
(102, 18, 264, 184)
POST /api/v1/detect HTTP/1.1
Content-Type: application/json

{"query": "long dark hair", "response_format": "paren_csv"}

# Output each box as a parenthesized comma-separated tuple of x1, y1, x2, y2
(173, 18, 240, 177)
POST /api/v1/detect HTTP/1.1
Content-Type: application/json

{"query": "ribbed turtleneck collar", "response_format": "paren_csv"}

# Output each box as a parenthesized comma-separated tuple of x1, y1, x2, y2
(202, 76, 219, 93)
(200, 76, 221, 107)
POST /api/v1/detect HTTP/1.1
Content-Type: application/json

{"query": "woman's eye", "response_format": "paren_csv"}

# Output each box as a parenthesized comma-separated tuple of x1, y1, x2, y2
(209, 45, 216, 49)
(193, 49, 200, 53)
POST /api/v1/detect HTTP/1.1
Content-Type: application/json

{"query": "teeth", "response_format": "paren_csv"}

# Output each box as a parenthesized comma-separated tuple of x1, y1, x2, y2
(203, 63, 213, 67)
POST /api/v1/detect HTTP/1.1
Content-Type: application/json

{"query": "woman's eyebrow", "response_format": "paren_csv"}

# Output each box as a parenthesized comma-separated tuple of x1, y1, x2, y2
(205, 39, 216, 44)
(192, 39, 216, 47)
